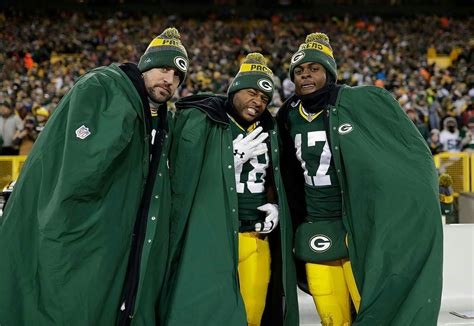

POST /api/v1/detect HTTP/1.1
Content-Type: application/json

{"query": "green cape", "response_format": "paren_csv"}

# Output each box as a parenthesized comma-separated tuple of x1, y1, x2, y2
(278, 85, 443, 325)
(161, 94, 298, 326)
(0, 64, 172, 325)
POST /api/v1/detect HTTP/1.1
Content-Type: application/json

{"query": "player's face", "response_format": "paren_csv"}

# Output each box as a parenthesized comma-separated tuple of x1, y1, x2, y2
(143, 67, 180, 103)
(293, 62, 327, 96)
(233, 88, 269, 123)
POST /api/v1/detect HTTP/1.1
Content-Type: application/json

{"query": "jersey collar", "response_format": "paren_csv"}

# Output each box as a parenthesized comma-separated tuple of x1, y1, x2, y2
(299, 103, 323, 122)
(227, 114, 260, 133)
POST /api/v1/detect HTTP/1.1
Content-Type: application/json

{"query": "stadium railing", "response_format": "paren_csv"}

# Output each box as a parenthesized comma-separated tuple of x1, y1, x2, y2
(433, 152, 471, 195)
(0, 156, 27, 189)
(0, 153, 472, 194)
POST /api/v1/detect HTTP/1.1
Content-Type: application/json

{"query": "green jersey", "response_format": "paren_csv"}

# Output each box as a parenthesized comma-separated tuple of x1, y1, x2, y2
(229, 116, 269, 231)
(278, 86, 442, 325)
(286, 103, 341, 220)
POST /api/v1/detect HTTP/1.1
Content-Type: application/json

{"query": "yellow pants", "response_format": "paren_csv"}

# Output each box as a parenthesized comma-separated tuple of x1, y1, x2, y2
(306, 259, 361, 326)
(238, 232, 271, 326)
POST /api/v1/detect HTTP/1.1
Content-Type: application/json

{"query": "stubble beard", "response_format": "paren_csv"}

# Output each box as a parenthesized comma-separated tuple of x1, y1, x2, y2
(147, 86, 171, 104)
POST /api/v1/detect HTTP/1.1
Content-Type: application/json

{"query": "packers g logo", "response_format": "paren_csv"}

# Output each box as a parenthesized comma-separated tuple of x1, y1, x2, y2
(338, 123, 354, 135)
(257, 79, 273, 92)
(291, 51, 305, 65)
(309, 234, 332, 252)
(174, 56, 188, 72)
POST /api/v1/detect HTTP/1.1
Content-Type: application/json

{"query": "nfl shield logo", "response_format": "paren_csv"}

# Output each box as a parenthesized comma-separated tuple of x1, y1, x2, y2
(75, 125, 91, 140)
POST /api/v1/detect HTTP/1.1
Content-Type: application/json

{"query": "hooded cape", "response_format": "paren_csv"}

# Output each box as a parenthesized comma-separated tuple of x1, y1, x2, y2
(161, 94, 298, 326)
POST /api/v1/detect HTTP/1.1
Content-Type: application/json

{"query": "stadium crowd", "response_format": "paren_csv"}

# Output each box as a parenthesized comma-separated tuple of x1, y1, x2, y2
(0, 10, 472, 155)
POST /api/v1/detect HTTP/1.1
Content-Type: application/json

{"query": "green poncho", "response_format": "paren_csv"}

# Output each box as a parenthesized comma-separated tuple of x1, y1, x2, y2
(278, 85, 443, 325)
(0, 64, 172, 325)
(161, 94, 299, 326)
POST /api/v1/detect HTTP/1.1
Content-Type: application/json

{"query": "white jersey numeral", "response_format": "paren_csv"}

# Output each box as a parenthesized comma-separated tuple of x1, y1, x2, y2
(295, 132, 332, 186)
(235, 153, 269, 194)
(151, 129, 156, 145)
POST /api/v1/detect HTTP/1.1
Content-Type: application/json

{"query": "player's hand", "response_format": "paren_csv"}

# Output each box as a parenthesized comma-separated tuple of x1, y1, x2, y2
(232, 126, 268, 169)
(255, 203, 279, 234)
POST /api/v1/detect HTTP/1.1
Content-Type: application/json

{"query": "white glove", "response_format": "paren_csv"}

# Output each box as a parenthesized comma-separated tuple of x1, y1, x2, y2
(232, 126, 268, 170)
(255, 203, 279, 234)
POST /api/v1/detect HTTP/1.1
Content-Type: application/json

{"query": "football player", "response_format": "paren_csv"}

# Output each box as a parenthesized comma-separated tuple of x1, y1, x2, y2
(277, 32, 442, 325)
(163, 53, 298, 326)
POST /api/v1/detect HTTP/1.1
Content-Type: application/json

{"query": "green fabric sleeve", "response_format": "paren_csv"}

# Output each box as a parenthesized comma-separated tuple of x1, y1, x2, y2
(32, 77, 139, 233)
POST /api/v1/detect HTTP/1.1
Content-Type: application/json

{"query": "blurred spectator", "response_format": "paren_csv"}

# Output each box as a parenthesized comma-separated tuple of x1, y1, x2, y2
(34, 106, 50, 133)
(0, 99, 23, 155)
(439, 117, 461, 152)
(282, 75, 295, 99)
(428, 128, 443, 155)
(461, 100, 474, 126)
(24, 53, 34, 70)
(460, 116, 474, 152)
(406, 107, 429, 142)
(13, 115, 38, 155)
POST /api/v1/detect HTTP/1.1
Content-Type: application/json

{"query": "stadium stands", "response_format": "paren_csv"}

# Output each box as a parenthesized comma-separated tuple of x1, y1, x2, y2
(1, 11, 472, 146)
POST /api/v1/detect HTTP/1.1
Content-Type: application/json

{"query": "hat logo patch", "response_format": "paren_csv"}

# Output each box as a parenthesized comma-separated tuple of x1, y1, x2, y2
(145, 58, 152, 63)
(174, 56, 188, 72)
(291, 100, 301, 107)
(291, 51, 305, 65)
(257, 78, 273, 92)
(309, 234, 332, 252)
(75, 125, 91, 140)
(338, 123, 353, 135)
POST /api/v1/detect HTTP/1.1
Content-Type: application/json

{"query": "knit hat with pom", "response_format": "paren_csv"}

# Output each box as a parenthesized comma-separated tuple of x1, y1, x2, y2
(138, 27, 188, 85)
(227, 52, 274, 101)
(289, 32, 337, 82)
